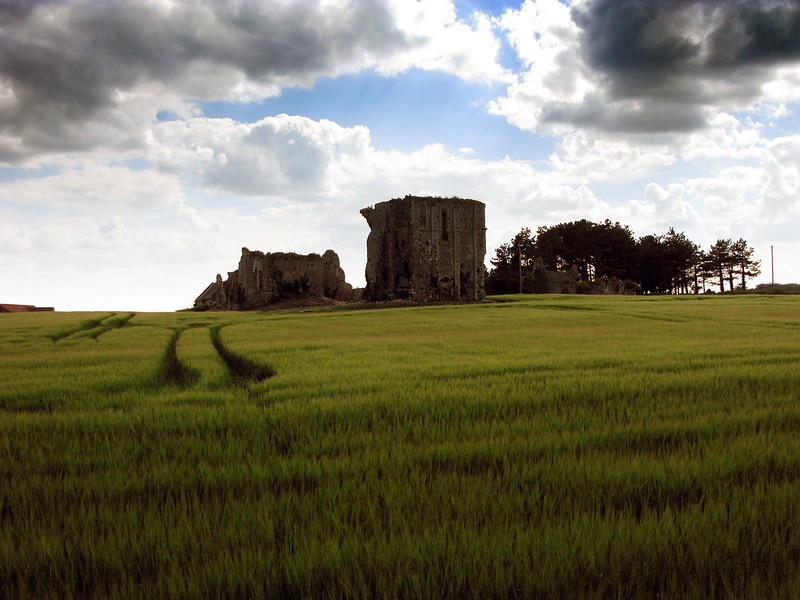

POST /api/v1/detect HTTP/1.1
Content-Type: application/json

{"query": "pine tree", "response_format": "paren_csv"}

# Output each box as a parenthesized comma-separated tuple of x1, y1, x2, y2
(705, 239, 732, 293)
(731, 238, 761, 290)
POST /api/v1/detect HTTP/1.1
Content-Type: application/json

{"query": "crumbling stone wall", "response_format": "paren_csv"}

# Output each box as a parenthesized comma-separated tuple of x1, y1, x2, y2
(361, 196, 486, 302)
(527, 258, 637, 295)
(542, 264, 581, 294)
(194, 248, 352, 310)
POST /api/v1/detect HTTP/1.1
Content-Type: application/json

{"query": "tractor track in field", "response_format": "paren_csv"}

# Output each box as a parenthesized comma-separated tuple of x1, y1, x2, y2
(88, 312, 136, 339)
(157, 324, 274, 390)
(46, 314, 275, 392)
(156, 328, 200, 388)
(208, 325, 275, 385)
(48, 313, 112, 341)
(49, 312, 136, 342)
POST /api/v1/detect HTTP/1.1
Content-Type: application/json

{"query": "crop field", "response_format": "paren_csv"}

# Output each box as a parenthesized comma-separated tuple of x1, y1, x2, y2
(2, 295, 800, 599)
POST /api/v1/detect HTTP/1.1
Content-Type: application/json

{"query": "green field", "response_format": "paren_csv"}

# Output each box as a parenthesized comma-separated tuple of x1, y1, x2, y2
(2, 295, 800, 599)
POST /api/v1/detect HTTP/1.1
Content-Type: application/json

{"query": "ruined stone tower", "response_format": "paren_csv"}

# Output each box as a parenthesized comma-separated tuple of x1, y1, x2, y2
(360, 196, 486, 302)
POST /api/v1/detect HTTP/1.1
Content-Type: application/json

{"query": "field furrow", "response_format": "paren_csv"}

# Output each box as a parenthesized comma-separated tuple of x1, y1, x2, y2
(175, 327, 231, 390)
(210, 324, 275, 385)
(48, 312, 115, 341)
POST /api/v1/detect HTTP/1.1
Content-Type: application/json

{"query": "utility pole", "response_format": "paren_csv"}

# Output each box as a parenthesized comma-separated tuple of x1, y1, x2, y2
(771, 245, 774, 285)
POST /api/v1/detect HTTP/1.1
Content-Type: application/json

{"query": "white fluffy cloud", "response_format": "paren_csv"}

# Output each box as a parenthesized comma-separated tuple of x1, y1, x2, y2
(0, 164, 185, 210)
(758, 134, 800, 224)
(150, 115, 374, 199)
(381, 0, 511, 82)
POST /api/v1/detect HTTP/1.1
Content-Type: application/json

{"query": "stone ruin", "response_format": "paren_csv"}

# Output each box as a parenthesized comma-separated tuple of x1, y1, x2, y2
(194, 248, 352, 310)
(194, 195, 487, 310)
(361, 196, 486, 302)
(191, 193, 637, 309)
(527, 259, 637, 295)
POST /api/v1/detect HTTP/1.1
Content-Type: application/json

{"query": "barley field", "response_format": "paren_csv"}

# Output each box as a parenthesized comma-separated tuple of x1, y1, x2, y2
(1, 295, 799, 599)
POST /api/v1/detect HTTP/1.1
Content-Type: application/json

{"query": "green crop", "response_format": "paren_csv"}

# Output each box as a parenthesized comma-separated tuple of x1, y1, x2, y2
(1, 295, 799, 599)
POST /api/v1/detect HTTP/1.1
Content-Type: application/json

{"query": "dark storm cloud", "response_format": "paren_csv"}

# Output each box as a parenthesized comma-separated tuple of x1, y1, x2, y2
(563, 0, 800, 133)
(0, 0, 56, 23)
(0, 0, 406, 161)
(704, 0, 800, 66)
(542, 96, 708, 134)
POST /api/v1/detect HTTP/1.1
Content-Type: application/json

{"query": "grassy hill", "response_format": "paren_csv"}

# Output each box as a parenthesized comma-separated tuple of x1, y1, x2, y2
(2, 295, 799, 598)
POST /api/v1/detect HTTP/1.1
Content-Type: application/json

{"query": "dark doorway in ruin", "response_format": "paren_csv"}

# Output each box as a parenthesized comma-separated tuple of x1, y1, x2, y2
(460, 271, 470, 301)
(438, 276, 454, 301)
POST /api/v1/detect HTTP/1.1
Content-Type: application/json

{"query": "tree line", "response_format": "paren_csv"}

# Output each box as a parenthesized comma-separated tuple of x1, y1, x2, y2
(487, 219, 761, 295)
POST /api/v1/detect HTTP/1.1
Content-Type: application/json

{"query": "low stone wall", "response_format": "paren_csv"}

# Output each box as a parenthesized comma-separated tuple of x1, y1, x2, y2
(543, 267, 580, 294)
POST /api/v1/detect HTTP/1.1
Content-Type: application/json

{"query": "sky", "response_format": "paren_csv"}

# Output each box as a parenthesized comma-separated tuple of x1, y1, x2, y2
(1, 0, 799, 311)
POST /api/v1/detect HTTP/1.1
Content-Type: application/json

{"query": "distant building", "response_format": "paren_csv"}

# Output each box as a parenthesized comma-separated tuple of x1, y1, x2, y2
(360, 196, 486, 302)
(0, 304, 54, 313)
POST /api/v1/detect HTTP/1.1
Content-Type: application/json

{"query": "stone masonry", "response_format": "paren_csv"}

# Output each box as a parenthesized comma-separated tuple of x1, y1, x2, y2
(194, 248, 352, 310)
(360, 196, 486, 302)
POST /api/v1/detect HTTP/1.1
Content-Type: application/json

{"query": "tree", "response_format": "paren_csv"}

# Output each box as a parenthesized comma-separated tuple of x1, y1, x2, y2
(486, 220, 754, 297)
(635, 234, 668, 294)
(513, 228, 536, 293)
(689, 246, 706, 294)
(486, 242, 515, 295)
(704, 239, 733, 293)
(486, 228, 537, 294)
(535, 224, 563, 272)
(594, 220, 637, 282)
(535, 220, 603, 281)
(560, 219, 597, 281)
(663, 228, 698, 294)
(730, 238, 761, 290)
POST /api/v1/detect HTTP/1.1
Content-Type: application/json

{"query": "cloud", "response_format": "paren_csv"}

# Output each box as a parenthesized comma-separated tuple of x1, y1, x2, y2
(0, 163, 185, 210)
(150, 114, 373, 198)
(493, 0, 800, 136)
(142, 110, 797, 249)
(0, 112, 627, 308)
(758, 134, 800, 222)
(574, 0, 800, 98)
(380, 0, 510, 82)
(625, 182, 703, 230)
(0, 0, 507, 163)
(0, 0, 404, 161)
(490, 0, 594, 135)
(548, 132, 678, 182)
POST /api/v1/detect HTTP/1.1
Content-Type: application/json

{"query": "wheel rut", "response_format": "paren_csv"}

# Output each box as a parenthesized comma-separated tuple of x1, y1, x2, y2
(155, 328, 199, 388)
(160, 324, 274, 391)
(209, 325, 275, 385)
(49, 312, 136, 342)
